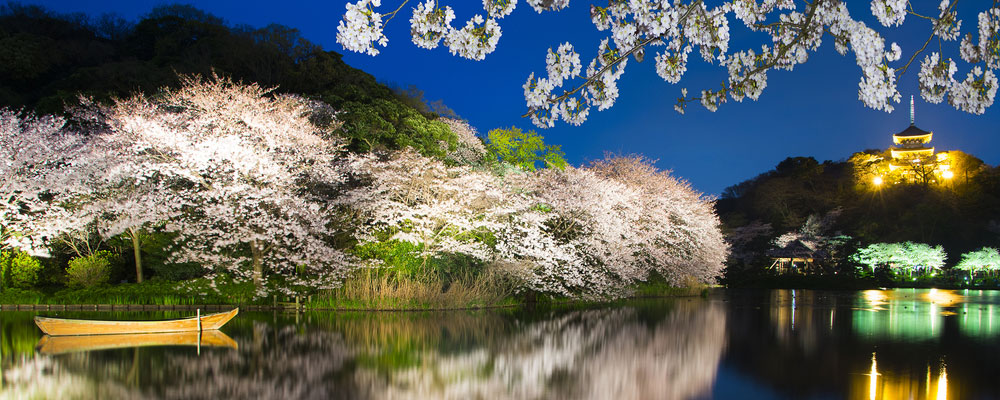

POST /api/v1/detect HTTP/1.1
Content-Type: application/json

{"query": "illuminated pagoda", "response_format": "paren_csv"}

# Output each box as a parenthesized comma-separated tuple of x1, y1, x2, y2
(886, 96, 952, 183)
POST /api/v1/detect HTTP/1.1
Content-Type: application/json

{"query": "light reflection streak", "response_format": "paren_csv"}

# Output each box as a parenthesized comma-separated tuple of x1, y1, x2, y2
(863, 290, 888, 310)
(937, 362, 948, 400)
(925, 289, 962, 307)
(869, 352, 879, 400)
(855, 353, 954, 399)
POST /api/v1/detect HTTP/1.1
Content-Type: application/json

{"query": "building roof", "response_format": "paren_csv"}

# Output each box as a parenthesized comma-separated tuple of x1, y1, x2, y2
(768, 239, 827, 259)
(894, 124, 932, 138)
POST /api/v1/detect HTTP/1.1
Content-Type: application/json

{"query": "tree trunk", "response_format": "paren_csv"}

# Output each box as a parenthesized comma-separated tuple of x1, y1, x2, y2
(251, 239, 264, 289)
(129, 227, 143, 283)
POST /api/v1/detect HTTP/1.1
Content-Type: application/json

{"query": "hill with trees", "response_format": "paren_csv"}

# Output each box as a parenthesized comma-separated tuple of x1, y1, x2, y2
(720, 152, 1000, 284)
(0, 3, 727, 306)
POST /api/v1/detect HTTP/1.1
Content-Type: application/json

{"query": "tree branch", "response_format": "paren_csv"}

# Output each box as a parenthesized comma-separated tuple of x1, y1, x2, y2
(520, 0, 704, 119)
(897, 0, 960, 78)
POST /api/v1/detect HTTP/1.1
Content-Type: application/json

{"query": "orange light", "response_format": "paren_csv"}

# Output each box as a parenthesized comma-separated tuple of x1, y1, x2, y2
(942, 170, 954, 179)
(873, 176, 884, 186)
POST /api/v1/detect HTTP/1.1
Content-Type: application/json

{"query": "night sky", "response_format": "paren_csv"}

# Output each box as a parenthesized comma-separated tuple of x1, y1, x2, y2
(34, 0, 1000, 195)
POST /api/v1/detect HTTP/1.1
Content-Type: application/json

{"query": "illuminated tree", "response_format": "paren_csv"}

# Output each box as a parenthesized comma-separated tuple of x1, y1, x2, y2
(955, 247, 1000, 274)
(337, 1, 1000, 128)
(341, 149, 519, 264)
(895, 153, 940, 186)
(498, 155, 726, 297)
(485, 126, 567, 171)
(86, 76, 355, 295)
(852, 241, 946, 274)
(848, 150, 891, 189)
(0, 109, 92, 256)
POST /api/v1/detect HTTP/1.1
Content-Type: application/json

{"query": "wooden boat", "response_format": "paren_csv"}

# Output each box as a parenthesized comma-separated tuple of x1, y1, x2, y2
(36, 330, 239, 355)
(34, 308, 238, 336)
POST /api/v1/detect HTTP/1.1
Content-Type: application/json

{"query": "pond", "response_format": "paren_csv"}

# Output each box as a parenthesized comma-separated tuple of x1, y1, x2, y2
(1, 288, 999, 399)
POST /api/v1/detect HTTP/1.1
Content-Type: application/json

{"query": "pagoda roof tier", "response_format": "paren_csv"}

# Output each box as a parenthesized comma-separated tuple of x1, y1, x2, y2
(891, 146, 934, 158)
(893, 124, 933, 141)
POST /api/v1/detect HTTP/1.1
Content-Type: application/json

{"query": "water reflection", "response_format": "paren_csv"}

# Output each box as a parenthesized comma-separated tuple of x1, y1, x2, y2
(7, 290, 1000, 399)
(0, 300, 726, 400)
(727, 288, 1000, 399)
(854, 353, 949, 400)
(851, 289, 1000, 341)
(362, 302, 727, 400)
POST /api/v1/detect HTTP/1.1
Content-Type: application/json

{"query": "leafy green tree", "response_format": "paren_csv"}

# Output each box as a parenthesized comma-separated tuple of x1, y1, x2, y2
(484, 127, 567, 171)
(955, 247, 1000, 273)
(65, 250, 113, 288)
(851, 242, 945, 274)
(0, 250, 42, 289)
(337, 99, 457, 159)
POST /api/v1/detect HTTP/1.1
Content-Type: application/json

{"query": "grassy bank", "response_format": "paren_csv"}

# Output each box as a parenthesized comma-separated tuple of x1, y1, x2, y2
(0, 273, 708, 311)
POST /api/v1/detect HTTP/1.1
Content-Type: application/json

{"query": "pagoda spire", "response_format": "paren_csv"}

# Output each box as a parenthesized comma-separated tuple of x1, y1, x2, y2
(910, 95, 914, 126)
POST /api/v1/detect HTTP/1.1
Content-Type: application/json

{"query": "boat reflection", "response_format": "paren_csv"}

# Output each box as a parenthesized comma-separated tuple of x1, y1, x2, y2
(36, 330, 239, 355)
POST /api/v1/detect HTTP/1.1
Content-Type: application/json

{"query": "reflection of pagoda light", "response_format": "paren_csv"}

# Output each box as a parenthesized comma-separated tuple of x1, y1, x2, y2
(926, 289, 961, 307)
(937, 363, 948, 400)
(869, 353, 879, 400)
(864, 290, 888, 309)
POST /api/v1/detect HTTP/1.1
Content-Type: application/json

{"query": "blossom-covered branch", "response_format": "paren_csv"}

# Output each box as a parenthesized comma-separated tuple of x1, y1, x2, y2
(336, 0, 1000, 128)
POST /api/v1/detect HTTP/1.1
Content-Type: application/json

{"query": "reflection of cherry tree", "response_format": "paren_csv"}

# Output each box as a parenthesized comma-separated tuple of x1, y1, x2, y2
(0, 355, 139, 399)
(365, 301, 727, 400)
(158, 323, 357, 399)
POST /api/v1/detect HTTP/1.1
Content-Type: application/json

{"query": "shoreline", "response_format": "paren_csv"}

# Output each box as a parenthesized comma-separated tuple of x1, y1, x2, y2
(0, 290, 711, 313)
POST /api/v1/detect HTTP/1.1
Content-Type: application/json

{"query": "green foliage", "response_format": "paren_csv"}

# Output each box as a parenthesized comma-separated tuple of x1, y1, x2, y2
(851, 242, 946, 272)
(0, 250, 42, 289)
(109, 229, 204, 281)
(351, 237, 495, 291)
(0, 288, 44, 304)
(7, 251, 41, 288)
(354, 239, 425, 276)
(336, 98, 458, 159)
(65, 250, 113, 288)
(485, 127, 568, 171)
(955, 247, 1000, 272)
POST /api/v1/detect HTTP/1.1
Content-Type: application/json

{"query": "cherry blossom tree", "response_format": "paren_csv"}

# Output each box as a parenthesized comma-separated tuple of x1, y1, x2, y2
(589, 155, 728, 282)
(0, 109, 91, 257)
(1, 105, 203, 281)
(438, 117, 488, 166)
(341, 149, 518, 265)
(86, 75, 356, 295)
(337, 1, 1000, 127)
(497, 155, 727, 298)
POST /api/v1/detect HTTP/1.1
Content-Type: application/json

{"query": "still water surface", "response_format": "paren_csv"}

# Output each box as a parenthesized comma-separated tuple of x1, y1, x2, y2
(1, 289, 999, 399)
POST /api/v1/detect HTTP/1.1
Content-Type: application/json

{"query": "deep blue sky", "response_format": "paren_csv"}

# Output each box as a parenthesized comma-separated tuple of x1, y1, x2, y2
(35, 1, 1000, 195)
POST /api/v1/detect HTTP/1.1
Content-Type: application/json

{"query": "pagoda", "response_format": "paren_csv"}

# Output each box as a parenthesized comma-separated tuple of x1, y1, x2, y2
(887, 96, 951, 181)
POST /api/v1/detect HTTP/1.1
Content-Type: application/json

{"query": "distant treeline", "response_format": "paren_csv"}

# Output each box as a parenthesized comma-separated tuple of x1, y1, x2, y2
(0, 2, 457, 156)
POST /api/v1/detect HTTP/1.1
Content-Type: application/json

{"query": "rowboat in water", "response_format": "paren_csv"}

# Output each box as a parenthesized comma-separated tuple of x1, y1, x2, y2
(36, 330, 239, 354)
(34, 308, 238, 336)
